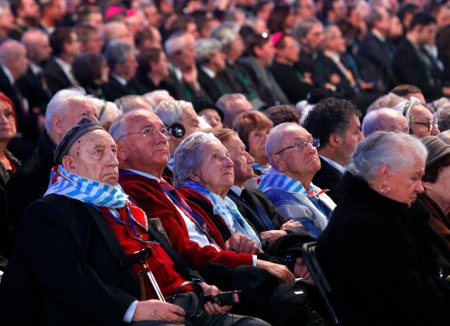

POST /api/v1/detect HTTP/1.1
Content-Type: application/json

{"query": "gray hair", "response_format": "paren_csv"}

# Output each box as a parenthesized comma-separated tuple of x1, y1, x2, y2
(347, 131, 427, 182)
(366, 92, 404, 114)
(20, 28, 48, 50)
(364, 6, 385, 30)
(195, 38, 222, 65)
(173, 131, 222, 187)
(164, 31, 187, 57)
(293, 17, 322, 41)
(45, 87, 92, 131)
(0, 39, 25, 64)
(114, 95, 152, 113)
(110, 108, 150, 141)
(143, 90, 174, 109)
(154, 100, 192, 125)
(434, 105, 450, 132)
(362, 108, 406, 137)
(103, 40, 135, 69)
(91, 98, 120, 127)
(101, 21, 128, 44)
(216, 93, 247, 113)
(211, 22, 240, 50)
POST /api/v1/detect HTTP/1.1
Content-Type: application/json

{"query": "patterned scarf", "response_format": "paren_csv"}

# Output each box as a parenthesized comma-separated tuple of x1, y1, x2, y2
(183, 180, 262, 247)
(45, 165, 128, 209)
(167, 155, 175, 172)
(258, 167, 335, 231)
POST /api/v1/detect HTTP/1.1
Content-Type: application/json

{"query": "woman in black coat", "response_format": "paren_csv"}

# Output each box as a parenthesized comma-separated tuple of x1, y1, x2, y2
(317, 131, 450, 325)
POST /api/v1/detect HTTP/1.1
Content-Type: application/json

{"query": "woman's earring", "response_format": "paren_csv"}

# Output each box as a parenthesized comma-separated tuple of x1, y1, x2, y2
(380, 184, 390, 194)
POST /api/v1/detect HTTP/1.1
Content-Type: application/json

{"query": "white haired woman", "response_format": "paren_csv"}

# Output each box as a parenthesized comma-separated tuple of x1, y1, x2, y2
(317, 131, 450, 325)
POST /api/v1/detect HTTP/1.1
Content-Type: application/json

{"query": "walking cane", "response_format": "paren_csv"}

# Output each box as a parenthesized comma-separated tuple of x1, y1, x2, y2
(120, 247, 166, 301)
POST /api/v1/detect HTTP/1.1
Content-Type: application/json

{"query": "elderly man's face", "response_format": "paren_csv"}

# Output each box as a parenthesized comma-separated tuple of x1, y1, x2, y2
(179, 106, 200, 138)
(223, 133, 254, 185)
(274, 126, 321, 181)
(65, 129, 119, 185)
(117, 112, 170, 176)
(410, 105, 439, 138)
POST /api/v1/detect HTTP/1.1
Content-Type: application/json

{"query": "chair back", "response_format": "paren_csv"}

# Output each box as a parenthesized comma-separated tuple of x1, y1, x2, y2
(301, 241, 341, 326)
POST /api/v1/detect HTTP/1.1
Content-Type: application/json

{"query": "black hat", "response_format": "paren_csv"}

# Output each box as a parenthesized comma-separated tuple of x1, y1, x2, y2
(54, 118, 104, 164)
(191, 99, 224, 121)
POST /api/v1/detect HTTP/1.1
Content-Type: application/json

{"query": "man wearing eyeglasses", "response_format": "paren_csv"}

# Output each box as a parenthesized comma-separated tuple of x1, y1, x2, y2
(258, 122, 336, 238)
(408, 101, 440, 138)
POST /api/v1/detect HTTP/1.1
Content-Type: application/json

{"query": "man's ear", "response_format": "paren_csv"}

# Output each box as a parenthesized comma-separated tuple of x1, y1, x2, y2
(116, 141, 128, 161)
(62, 155, 76, 173)
(328, 133, 341, 148)
(189, 170, 202, 183)
(271, 155, 286, 172)
(52, 115, 63, 137)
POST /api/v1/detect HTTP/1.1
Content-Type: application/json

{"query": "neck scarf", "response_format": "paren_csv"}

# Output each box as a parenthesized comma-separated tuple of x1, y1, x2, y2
(45, 165, 128, 209)
(184, 180, 261, 247)
(258, 167, 335, 231)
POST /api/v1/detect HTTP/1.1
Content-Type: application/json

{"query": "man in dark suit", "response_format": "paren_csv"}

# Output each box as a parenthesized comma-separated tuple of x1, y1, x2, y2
(0, 39, 37, 159)
(357, 6, 394, 93)
(163, 32, 211, 102)
(303, 97, 363, 203)
(44, 27, 80, 96)
(102, 40, 146, 102)
(392, 13, 450, 102)
(1, 118, 265, 325)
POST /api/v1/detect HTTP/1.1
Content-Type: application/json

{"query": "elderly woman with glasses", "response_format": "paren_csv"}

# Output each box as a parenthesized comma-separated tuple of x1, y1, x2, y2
(316, 131, 450, 325)
(258, 123, 336, 238)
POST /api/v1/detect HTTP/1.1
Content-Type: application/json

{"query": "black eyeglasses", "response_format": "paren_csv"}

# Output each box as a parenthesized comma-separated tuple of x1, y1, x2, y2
(411, 119, 438, 131)
(275, 138, 320, 155)
(118, 127, 171, 140)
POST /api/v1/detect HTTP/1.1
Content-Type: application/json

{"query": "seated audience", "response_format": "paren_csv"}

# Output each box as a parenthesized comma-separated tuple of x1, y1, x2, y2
(362, 108, 409, 136)
(115, 95, 153, 113)
(258, 123, 336, 238)
(303, 97, 363, 203)
(317, 131, 450, 325)
(0, 118, 266, 325)
(143, 90, 174, 110)
(391, 84, 426, 105)
(136, 47, 170, 93)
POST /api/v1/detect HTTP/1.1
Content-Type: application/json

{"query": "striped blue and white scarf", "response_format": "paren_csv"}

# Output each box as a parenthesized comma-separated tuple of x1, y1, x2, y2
(183, 180, 262, 247)
(45, 165, 128, 209)
(258, 167, 335, 233)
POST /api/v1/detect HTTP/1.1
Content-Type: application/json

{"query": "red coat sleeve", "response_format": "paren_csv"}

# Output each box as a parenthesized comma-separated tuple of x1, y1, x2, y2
(119, 175, 253, 270)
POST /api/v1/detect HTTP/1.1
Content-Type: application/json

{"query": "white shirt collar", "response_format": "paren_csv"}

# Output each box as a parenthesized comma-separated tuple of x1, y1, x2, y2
(230, 185, 243, 196)
(371, 29, 386, 42)
(319, 155, 345, 173)
(0, 65, 14, 84)
(201, 65, 215, 78)
(111, 73, 127, 86)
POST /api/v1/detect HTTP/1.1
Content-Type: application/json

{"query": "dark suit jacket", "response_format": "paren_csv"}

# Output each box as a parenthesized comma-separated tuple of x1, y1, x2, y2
(316, 53, 359, 99)
(312, 157, 343, 204)
(43, 57, 73, 96)
(161, 69, 210, 102)
(15, 66, 51, 114)
(101, 75, 146, 102)
(0, 194, 200, 325)
(196, 67, 223, 103)
(270, 61, 313, 104)
(0, 67, 23, 118)
(392, 39, 443, 102)
(356, 31, 393, 92)
(6, 131, 56, 232)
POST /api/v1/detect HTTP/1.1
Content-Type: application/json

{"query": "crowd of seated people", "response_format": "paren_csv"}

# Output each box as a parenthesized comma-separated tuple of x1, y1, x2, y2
(1, 0, 450, 323)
